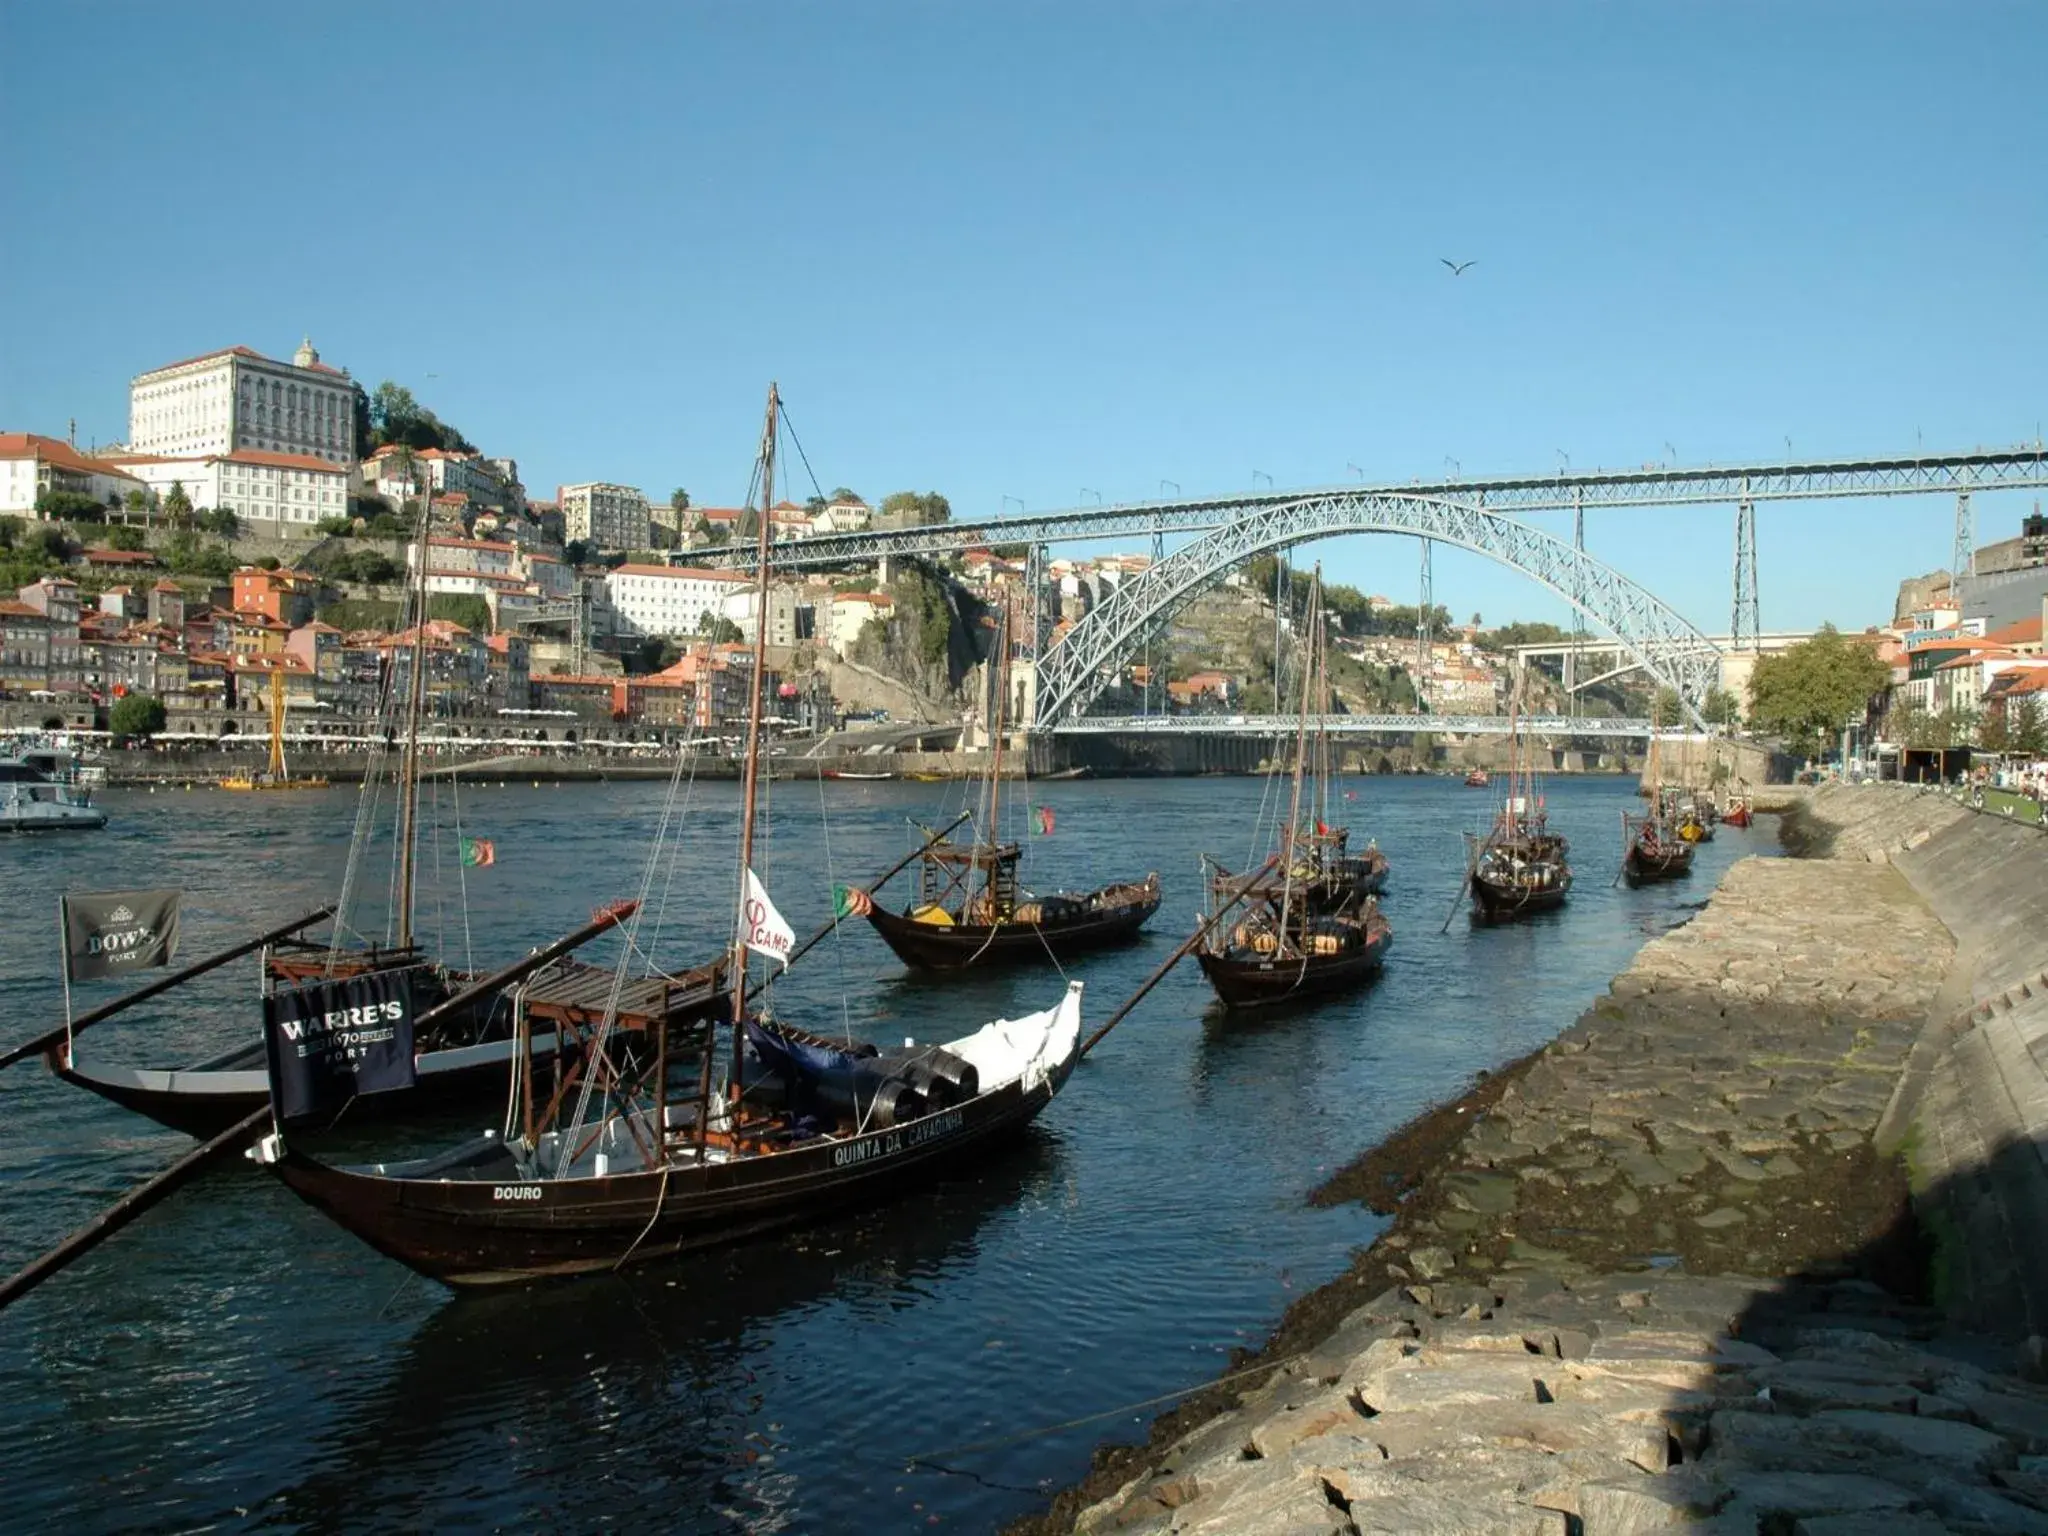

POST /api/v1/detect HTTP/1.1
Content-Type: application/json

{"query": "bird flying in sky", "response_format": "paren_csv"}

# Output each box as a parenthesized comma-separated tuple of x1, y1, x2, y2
(1440, 258, 1476, 276)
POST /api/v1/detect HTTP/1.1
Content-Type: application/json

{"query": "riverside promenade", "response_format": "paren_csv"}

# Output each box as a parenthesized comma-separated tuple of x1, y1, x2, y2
(1025, 784, 2048, 1536)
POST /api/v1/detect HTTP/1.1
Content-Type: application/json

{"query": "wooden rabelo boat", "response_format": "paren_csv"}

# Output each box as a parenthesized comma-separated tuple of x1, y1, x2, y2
(44, 482, 718, 1140)
(1463, 675, 1571, 923)
(252, 384, 1093, 1286)
(1623, 733, 1696, 885)
(1622, 815, 1695, 884)
(1721, 793, 1754, 829)
(858, 604, 1159, 971)
(1196, 567, 1392, 1009)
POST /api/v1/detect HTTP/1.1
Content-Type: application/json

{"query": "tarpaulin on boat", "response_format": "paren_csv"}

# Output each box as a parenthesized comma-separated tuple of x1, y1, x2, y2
(264, 968, 419, 1122)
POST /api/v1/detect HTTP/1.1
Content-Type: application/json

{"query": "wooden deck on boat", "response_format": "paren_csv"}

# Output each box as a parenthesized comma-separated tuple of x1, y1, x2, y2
(521, 958, 726, 1032)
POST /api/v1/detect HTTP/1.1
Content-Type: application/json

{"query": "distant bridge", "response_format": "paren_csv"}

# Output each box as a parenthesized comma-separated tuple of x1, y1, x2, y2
(1049, 713, 1653, 738)
(691, 442, 2045, 736)
(699, 444, 2048, 570)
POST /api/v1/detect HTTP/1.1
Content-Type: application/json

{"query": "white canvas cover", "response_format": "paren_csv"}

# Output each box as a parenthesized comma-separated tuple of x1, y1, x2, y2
(941, 980, 1084, 1094)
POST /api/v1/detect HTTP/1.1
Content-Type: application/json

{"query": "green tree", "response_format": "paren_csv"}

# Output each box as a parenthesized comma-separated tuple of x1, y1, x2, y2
(1746, 625, 1891, 756)
(103, 525, 146, 553)
(828, 486, 862, 504)
(427, 594, 492, 632)
(879, 490, 952, 527)
(198, 507, 242, 539)
(34, 489, 106, 522)
(316, 515, 356, 537)
(564, 539, 594, 567)
(635, 636, 683, 673)
(109, 693, 168, 739)
(1651, 687, 1683, 729)
(695, 612, 744, 645)
(2010, 697, 2048, 756)
(123, 488, 148, 520)
(162, 480, 194, 530)
(669, 488, 691, 514)
(1701, 686, 1740, 727)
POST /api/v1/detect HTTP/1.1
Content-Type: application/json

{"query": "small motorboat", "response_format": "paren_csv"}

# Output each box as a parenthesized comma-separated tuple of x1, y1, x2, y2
(1464, 767, 1491, 787)
(1, 752, 107, 831)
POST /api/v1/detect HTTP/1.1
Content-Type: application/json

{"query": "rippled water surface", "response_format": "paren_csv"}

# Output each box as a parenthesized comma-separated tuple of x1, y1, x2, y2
(0, 772, 1769, 1533)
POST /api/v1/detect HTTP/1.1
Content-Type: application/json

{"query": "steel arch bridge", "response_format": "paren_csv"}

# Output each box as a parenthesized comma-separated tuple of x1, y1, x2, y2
(1032, 492, 1721, 730)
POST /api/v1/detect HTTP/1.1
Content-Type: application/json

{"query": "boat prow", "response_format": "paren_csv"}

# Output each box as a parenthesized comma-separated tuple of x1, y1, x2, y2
(865, 876, 1161, 970)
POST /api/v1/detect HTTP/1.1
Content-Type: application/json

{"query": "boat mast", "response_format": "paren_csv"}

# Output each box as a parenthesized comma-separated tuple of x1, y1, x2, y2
(727, 382, 780, 1105)
(983, 599, 1010, 910)
(267, 667, 286, 781)
(395, 456, 431, 950)
(1278, 567, 1319, 938)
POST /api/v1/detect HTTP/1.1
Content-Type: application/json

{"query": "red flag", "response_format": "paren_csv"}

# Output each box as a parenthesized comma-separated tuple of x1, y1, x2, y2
(1315, 819, 1330, 836)
(1036, 806, 1055, 836)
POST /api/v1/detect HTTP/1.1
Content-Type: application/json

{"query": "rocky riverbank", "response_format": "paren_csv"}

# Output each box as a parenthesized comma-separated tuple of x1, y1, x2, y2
(1014, 797, 2048, 1535)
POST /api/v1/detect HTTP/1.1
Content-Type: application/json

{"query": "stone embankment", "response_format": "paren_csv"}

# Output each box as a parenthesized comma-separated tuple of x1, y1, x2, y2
(1028, 788, 2048, 1536)
(1794, 784, 2048, 1348)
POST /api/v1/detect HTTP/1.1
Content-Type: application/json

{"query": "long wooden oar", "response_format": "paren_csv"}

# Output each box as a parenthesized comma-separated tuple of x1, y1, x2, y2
(1440, 840, 1476, 933)
(0, 907, 336, 1074)
(0, 902, 644, 1314)
(1079, 856, 1277, 1059)
(743, 811, 970, 1004)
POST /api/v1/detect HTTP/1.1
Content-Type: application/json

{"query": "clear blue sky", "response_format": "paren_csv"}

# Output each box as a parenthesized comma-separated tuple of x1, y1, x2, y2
(4, 2, 2042, 635)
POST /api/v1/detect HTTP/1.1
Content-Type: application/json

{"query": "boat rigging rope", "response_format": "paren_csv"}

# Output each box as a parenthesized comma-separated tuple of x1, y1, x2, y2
(810, 757, 859, 1049)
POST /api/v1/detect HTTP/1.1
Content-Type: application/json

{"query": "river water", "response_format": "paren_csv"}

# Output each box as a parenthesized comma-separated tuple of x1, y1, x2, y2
(0, 772, 1767, 1534)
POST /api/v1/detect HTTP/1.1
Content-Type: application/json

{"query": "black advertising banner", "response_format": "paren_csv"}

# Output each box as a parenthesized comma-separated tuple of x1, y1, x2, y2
(263, 969, 419, 1124)
(61, 890, 181, 982)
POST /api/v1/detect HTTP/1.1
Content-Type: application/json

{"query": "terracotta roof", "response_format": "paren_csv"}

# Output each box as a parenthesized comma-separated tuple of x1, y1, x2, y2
(426, 536, 515, 552)
(0, 600, 44, 617)
(0, 432, 145, 483)
(1984, 615, 2045, 648)
(82, 548, 159, 564)
(152, 579, 183, 593)
(218, 448, 346, 473)
(135, 345, 270, 375)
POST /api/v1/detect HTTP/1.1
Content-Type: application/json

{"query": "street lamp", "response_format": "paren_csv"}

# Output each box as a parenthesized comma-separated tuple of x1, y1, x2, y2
(1252, 470, 1273, 489)
(1001, 495, 1024, 516)
(1346, 463, 1364, 481)
(1159, 479, 1180, 497)
(1556, 449, 1570, 473)
(1080, 487, 1102, 507)
(1443, 456, 1461, 480)
(1664, 441, 1676, 466)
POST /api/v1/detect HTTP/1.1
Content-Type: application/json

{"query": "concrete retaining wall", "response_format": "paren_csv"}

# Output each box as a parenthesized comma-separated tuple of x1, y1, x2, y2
(1797, 783, 2048, 1344)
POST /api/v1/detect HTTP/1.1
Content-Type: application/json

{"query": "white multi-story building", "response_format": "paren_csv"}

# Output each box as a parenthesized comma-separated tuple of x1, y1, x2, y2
(560, 482, 651, 551)
(109, 449, 350, 532)
(408, 536, 518, 579)
(128, 338, 355, 466)
(604, 564, 749, 637)
(365, 446, 514, 509)
(0, 433, 145, 514)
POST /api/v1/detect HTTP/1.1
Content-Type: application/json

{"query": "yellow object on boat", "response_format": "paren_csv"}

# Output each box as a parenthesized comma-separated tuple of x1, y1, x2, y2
(910, 904, 956, 926)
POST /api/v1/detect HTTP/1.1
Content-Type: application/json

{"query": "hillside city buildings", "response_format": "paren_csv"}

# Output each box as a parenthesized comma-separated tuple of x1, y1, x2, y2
(13, 335, 2048, 754)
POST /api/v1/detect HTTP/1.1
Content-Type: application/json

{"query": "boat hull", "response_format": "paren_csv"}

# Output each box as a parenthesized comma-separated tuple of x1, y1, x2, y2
(865, 890, 1160, 970)
(48, 1029, 571, 1140)
(1624, 844, 1694, 885)
(266, 1061, 1071, 1286)
(1469, 871, 1572, 923)
(1196, 930, 1390, 1010)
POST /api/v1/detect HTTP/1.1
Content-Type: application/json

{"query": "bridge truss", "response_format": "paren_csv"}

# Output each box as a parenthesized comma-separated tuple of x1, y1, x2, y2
(699, 444, 2048, 571)
(1052, 713, 1653, 739)
(1031, 493, 1722, 729)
